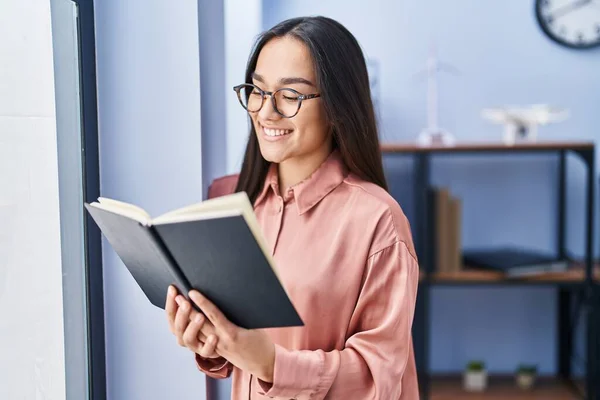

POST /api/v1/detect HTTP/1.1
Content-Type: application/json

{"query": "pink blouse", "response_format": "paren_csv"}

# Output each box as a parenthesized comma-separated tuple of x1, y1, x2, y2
(196, 150, 420, 399)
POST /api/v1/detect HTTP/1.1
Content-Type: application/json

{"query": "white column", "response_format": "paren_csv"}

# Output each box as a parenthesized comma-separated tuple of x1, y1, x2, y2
(0, 0, 65, 399)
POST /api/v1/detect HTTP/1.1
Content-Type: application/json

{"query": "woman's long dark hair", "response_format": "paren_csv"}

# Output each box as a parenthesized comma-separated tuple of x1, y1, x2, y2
(234, 16, 388, 203)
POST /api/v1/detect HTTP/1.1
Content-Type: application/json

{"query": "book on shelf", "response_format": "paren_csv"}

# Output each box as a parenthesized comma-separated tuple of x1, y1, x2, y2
(84, 192, 303, 330)
(448, 195, 462, 274)
(462, 247, 569, 278)
(429, 187, 462, 274)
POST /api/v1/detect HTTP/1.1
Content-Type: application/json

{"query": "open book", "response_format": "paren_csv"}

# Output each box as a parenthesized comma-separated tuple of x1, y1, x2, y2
(85, 192, 303, 329)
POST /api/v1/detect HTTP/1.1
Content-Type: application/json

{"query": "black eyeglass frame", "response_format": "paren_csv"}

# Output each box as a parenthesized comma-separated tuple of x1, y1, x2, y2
(233, 83, 321, 118)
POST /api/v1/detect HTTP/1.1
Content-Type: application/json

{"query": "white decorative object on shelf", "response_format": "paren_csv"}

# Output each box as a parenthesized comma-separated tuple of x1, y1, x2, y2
(481, 104, 570, 145)
(463, 361, 487, 392)
(415, 44, 459, 147)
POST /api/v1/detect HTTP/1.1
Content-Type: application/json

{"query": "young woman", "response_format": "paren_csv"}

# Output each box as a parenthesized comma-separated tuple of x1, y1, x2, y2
(165, 16, 420, 399)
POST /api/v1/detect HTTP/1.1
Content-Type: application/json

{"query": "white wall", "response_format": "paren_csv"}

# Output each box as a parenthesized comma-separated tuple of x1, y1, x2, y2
(0, 0, 66, 399)
(94, 1, 206, 399)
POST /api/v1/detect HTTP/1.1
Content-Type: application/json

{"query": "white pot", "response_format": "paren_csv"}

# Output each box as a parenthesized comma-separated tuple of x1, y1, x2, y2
(516, 373, 535, 389)
(463, 370, 487, 392)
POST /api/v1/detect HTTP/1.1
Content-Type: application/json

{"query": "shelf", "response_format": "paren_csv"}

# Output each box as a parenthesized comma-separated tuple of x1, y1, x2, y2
(381, 140, 594, 154)
(420, 263, 600, 285)
(428, 375, 583, 400)
(387, 138, 598, 399)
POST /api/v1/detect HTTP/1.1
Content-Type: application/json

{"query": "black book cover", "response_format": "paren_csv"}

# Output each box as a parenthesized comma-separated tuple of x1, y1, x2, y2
(154, 215, 303, 329)
(85, 204, 192, 308)
(84, 203, 304, 330)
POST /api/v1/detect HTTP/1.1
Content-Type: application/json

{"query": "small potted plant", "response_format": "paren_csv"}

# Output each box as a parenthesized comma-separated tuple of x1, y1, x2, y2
(515, 364, 537, 390)
(463, 360, 487, 392)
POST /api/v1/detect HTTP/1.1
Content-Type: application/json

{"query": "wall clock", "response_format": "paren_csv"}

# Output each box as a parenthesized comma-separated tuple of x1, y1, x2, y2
(535, 0, 600, 49)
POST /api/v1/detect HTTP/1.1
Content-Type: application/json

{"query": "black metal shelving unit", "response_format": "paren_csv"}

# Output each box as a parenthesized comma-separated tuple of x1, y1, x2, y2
(382, 141, 597, 399)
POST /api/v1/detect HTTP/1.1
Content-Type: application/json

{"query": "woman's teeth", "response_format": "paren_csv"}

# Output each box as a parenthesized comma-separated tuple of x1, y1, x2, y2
(264, 127, 292, 137)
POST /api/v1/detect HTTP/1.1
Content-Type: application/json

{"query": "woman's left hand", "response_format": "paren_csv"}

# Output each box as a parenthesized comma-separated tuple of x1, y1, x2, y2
(182, 290, 276, 383)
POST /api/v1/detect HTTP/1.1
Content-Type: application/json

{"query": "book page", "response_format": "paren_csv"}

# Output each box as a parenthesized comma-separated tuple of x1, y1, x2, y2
(153, 192, 252, 222)
(153, 208, 242, 224)
(91, 198, 151, 224)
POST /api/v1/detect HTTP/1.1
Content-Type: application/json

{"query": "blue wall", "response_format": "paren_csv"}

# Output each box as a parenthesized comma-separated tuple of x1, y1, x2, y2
(262, 0, 599, 376)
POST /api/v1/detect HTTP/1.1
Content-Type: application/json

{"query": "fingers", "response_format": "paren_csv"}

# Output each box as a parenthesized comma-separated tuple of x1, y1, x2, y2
(182, 313, 219, 358)
(198, 335, 218, 359)
(174, 295, 192, 346)
(189, 308, 210, 342)
(188, 290, 231, 332)
(167, 287, 219, 360)
(165, 285, 178, 332)
(182, 312, 206, 350)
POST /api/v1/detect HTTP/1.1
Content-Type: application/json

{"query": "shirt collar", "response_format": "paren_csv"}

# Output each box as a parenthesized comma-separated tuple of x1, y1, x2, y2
(255, 149, 348, 215)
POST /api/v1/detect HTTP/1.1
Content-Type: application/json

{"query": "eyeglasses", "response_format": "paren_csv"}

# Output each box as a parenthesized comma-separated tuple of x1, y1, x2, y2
(233, 83, 321, 118)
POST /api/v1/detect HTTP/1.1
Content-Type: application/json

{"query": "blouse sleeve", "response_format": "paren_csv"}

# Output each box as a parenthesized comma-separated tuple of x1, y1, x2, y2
(195, 354, 234, 379)
(258, 240, 419, 399)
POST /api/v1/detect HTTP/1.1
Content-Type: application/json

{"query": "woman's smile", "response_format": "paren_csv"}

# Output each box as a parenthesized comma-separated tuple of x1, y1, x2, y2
(259, 121, 294, 142)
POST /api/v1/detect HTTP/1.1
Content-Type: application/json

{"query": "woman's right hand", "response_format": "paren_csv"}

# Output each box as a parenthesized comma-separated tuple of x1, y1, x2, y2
(165, 285, 222, 359)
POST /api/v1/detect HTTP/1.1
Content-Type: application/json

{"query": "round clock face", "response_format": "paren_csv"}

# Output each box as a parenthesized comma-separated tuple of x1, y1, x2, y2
(535, 0, 600, 49)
